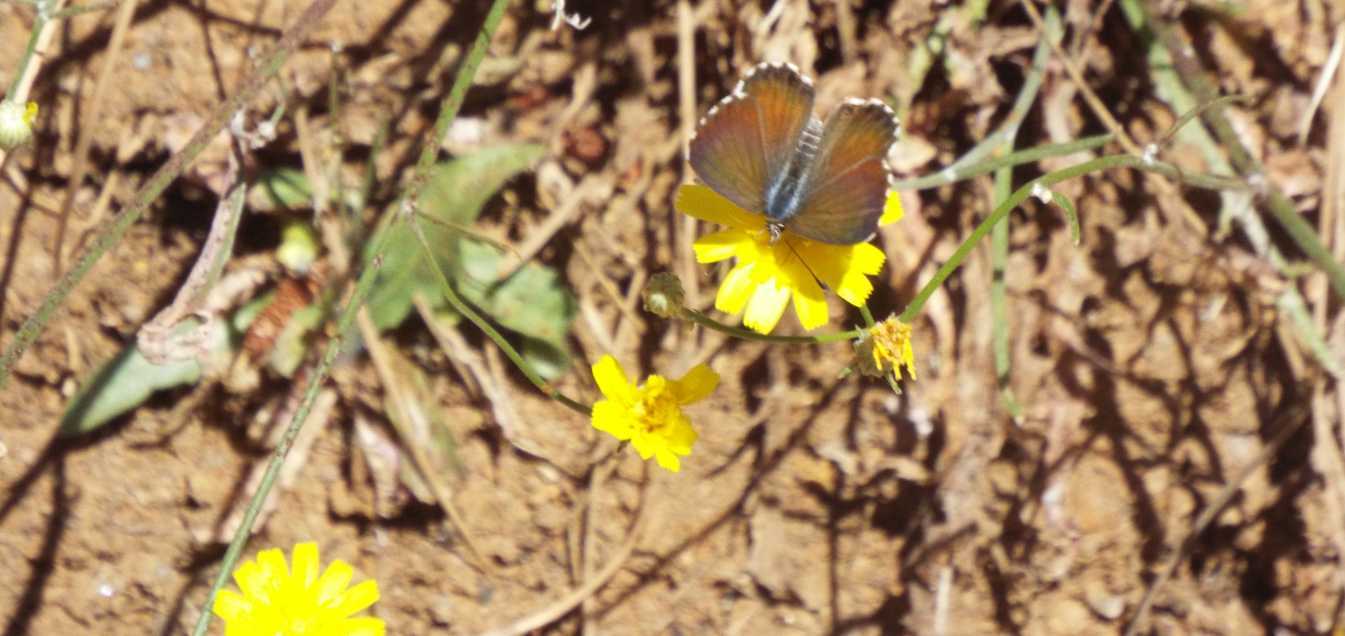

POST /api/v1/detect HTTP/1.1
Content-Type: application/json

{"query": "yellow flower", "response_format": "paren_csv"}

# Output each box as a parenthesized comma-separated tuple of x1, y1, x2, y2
(590, 354, 719, 472)
(676, 184, 892, 334)
(863, 316, 917, 382)
(213, 542, 384, 636)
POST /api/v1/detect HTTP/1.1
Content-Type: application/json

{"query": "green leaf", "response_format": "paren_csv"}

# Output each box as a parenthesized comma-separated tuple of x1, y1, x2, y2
(249, 167, 312, 211)
(1049, 190, 1081, 246)
(268, 303, 325, 378)
(520, 336, 571, 380)
(364, 143, 545, 330)
(59, 320, 231, 436)
(456, 239, 576, 379)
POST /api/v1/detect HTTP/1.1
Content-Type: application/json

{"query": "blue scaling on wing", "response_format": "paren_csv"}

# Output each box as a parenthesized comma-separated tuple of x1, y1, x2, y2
(688, 62, 815, 215)
(784, 98, 900, 245)
(763, 115, 823, 225)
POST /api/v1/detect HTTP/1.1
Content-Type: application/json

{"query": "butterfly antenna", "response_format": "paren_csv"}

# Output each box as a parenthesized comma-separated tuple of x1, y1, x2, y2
(781, 236, 828, 292)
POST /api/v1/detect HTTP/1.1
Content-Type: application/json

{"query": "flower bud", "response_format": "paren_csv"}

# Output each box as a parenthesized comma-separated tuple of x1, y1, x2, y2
(0, 101, 37, 150)
(643, 272, 686, 319)
(858, 315, 917, 384)
(276, 220, 319, 273)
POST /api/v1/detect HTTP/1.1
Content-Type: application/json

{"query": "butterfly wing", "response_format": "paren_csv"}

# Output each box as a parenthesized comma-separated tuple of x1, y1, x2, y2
(689, 63, 815, 214)
(784, 98, 899, 245)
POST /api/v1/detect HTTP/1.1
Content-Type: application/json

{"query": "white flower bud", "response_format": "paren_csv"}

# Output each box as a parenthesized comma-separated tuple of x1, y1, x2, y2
(0, 100, 36, 150)
(277, 220, 319, 273)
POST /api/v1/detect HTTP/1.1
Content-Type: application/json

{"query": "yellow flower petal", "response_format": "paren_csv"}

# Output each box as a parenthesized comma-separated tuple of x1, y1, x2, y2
(743, 277, 791, 334)
(215, 543, 382, 635)
(792, 285, 829, 330)
(676, 184, 765, 232)
(677, 179, 898, 333)
(332, 579, 381, 616)
(770, 241, 829, 329)
(834, 242, 886, 306)
(345, 616, 388, 636)
(213, 590, 249, 622)
(629, 433, 658, 460)
(799, 240, 885, 307)
(654, 448, 682, 472)
(291, 542, 320, 589)
(880, 189, 904, 225)
(664, 413, 697, 453)
(591, 400, 633, 439)
(315, 559, 354, 606)
(591, 355, 634, 405)
(588, 360, 713, 473)
(715, 262, 757, 315)
(234, 559, 270, 604)
(693, 230, 751, 264)
(257, 548, 288, 579)
(670, 364, 719, 404)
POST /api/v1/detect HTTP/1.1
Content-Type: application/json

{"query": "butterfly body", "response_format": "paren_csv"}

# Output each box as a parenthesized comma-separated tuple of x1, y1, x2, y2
(689, 63, 900, 245)
(762, 117, 822, 228)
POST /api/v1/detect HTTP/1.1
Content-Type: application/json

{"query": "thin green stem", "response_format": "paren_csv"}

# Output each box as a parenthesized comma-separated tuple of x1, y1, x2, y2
(5, 2, 47, 98)
(990, 167, 1022, 417)
(403, 0, 511, 212)
(191, 1, 511, 632)
(682, 308, 862, 344)
(410, 215, 590, 417)
(0, 0, 339, 391)
(190, 227, 387, 636)
(891, 134, 1114, 191)
(1148, 11, 1345, 301)
(899, 154, 1243, 323)
(942, 8, 1060, 172)
(1156, 94, 1247, 148)
(858, 304, 877, 328)
(1138, 157, 1249, 191)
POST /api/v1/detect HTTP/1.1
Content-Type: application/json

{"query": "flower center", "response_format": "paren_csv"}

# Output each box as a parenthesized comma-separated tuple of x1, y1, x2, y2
(631, 377, 679, 435)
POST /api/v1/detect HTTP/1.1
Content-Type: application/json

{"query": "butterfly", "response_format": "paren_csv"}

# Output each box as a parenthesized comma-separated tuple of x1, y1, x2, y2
(688, 62, 900, 245)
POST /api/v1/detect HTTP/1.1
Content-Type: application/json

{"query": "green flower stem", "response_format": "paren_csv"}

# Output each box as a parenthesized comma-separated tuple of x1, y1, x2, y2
(1156, 94, 1248, 148)
(190, 226, 387, 636)
(858, 304, 877, 328)
(898, 153, 1247, 323)
(410, 217, 590, 417)
(890, 134, 1113, 191)
(938, 6, 1060, 172)
(681, 308, 863, 344)
(192, 1, 511, 633)
(0, 0, 339, 391)
(5, 1, 48, 99)
(990, 166, 1022, 417)
(402, 0, 512, 211)
(1149, 13, 1345, 302)
(892, 8, 1065, 193)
